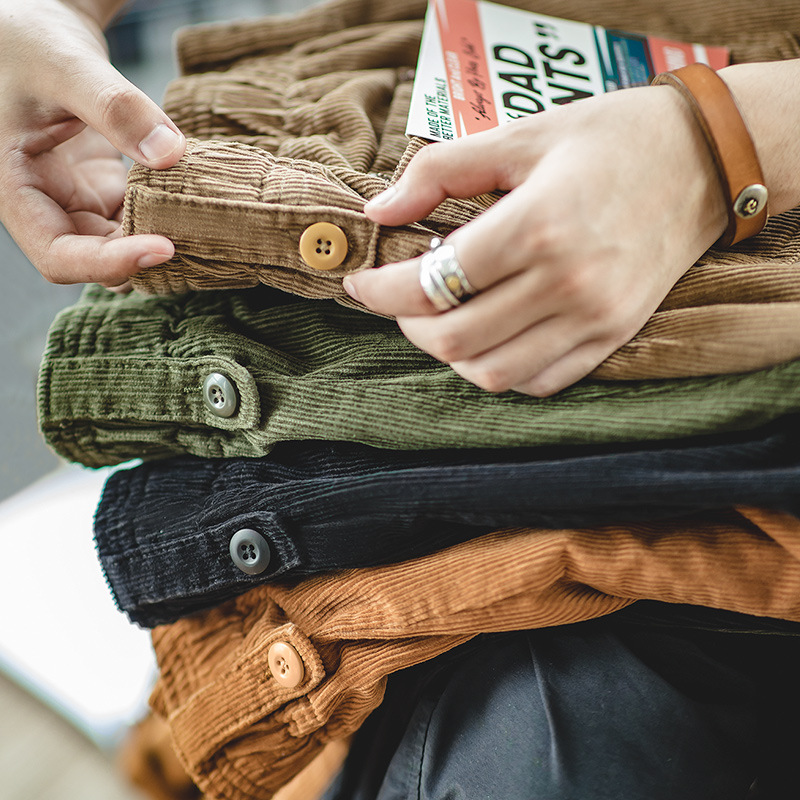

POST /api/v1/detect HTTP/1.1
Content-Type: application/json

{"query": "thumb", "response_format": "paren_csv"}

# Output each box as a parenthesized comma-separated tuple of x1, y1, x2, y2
(59, 57, 186, 169)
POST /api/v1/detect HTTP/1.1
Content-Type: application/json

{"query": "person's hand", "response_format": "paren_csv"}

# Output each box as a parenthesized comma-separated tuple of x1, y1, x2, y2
(0, 0, 186, 288)
(344, 84, 728, 397)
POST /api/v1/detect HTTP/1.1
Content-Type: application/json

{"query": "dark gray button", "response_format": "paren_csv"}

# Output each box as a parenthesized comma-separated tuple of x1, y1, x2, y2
(203, 372, 238, 418)
(229, 529, 271, 575)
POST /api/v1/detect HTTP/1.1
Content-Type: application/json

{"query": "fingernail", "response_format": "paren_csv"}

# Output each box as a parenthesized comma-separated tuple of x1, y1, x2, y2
(365, 186, 397, 211)
(137, 250, 172, 269)
(139, 124, 183, 163)
(106, 281, 133, 295)
(343, 276, 360, 301)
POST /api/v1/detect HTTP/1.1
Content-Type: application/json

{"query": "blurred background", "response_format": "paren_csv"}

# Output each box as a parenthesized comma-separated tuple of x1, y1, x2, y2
(0, 1, 313, 797)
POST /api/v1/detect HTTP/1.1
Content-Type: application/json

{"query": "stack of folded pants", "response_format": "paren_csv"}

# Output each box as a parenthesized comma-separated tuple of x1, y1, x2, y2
(36, 1, 800, 798)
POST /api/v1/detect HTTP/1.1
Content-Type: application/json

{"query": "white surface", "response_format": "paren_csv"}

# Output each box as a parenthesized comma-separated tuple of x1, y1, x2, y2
(0, 464, 156, 748)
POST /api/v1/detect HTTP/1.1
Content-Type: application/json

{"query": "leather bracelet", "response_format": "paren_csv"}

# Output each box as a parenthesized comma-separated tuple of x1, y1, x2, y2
(652, 63, 768, 247)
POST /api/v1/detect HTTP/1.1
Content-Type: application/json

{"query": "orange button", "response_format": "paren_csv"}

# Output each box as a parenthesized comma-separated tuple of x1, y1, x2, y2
(268, 641, 305, 689)
(299, 222, 348, 270)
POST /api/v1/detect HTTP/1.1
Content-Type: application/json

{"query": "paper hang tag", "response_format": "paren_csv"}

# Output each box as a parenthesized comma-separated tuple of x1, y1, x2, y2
(406, 0, 730, 141)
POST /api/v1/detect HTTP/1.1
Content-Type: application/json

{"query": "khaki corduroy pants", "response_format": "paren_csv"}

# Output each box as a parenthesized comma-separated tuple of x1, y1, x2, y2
(120, 0, 800, 381)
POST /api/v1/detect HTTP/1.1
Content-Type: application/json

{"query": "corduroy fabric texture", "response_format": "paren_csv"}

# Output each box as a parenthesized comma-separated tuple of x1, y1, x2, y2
(37, 283, 800, 467)
(148, 507, 800, 800)
(82, 4, 800, 798)
(124, 138, 484, 308)
(118, 712, 349, 800)
(171, 0, 800, 82)
(120, 0, 800, 381)
(94, 418, 800, 628)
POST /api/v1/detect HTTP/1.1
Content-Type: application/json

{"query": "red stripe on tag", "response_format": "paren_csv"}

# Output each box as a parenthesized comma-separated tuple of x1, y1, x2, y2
(648, 36, 729, 73)
(435, 0, 498, 136)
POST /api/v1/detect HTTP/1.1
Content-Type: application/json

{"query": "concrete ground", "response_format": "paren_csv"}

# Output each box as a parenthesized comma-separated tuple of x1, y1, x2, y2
(0, 669, 145, 800)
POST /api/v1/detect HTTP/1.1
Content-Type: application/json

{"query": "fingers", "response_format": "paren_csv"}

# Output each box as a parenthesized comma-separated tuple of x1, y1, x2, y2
(8, 186, 173, 285)
(65, 212, 154, 290)
(58, 127, 120, 164)
(349, 184, 641, 398)
(364, 126, 527, 226)
(397, 278, 552, 360)
(0, 1, 183, 287)
(349, 235, 634, 397)
(68, 210, 119, 237)
(52, 58, 186, 169)
(348, 177, 542, 315)
(44, 231, 174, 286)
(354, 263, 632, 397)
(71, 155, 129, 218)
(444, 318, 620, 397)
(344, 259, 434, 315)
(14, 3, 188, 169)
(510, 341, 615, 397)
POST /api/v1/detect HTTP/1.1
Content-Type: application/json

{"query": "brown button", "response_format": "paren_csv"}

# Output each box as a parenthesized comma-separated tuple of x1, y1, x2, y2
(299, 222, 348, 270)
(268, 641, 305, 689)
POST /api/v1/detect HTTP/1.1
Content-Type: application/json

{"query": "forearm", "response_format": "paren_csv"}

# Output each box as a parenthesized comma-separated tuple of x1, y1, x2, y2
(721, 59, 800, 217)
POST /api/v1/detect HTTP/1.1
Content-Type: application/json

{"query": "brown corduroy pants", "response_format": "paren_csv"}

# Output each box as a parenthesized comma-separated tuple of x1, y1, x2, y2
(148, 507, 800, 800)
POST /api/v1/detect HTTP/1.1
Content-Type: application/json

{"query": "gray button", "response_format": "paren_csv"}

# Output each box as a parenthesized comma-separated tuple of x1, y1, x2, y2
(229, 529, 271, 575)
(203, 372, 238, 418)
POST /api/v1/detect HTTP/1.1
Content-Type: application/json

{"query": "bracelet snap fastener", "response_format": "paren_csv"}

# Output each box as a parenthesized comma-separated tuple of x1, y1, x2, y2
(733, 184, 768, 219)
(652, 63, 768, 247)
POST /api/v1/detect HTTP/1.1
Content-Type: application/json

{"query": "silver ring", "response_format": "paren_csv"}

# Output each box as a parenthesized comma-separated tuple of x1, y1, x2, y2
(419, 237, 477, 311)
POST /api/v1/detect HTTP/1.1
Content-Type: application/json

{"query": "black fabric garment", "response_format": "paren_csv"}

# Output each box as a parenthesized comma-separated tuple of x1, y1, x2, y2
(323, 605, 800, 800)
(94, 417, 800, 627)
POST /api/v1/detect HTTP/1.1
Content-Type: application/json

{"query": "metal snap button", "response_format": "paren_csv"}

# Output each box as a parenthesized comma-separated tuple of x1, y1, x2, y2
(298, 222, 348, 270)
(268, 641, 305, 688)
(733, 184, 768, 219)
(229, 529, 271, 575)
(203, 372, 238, 418)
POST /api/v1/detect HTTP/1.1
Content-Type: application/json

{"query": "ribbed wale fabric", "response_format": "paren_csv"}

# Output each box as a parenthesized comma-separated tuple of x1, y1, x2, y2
(38, 283, 800, 467)
(39, 0, 800, 465)
(119, 0, 800, 381)
(81, 3, 800, 798)
(170, 0, 800, 82)
(95, 418, 800, 628)
(149, 507, 800, 800)
(124, 138, 485, 308)
(125, 139, 800, 381)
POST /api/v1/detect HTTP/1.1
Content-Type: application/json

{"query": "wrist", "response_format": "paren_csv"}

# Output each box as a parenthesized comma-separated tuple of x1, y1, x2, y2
(650, 84, 729, 251)
(718, 61, 800, 217)
(652, 64, 768, 247)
